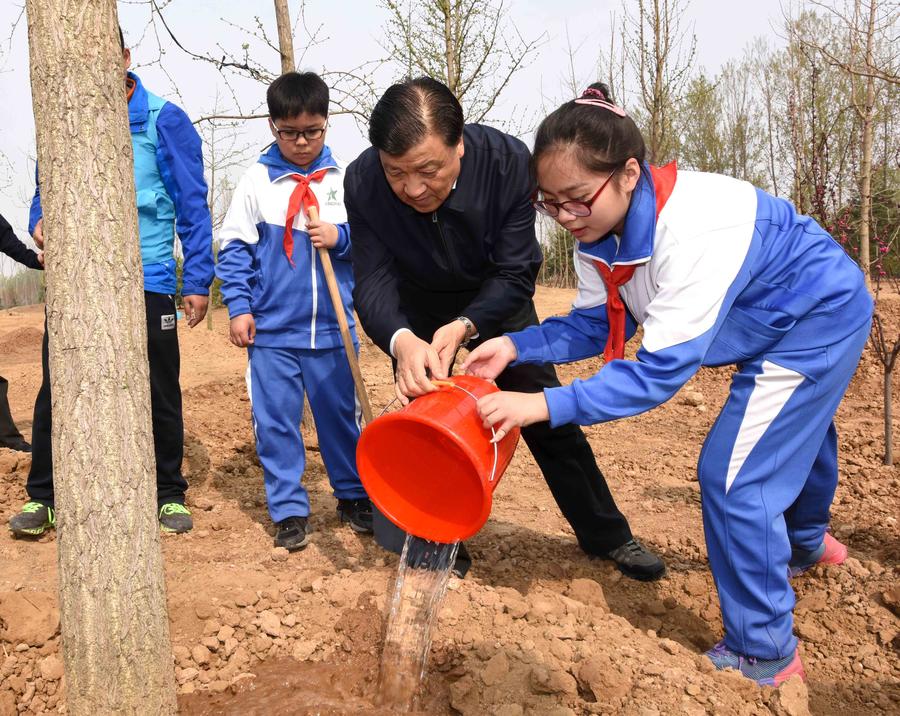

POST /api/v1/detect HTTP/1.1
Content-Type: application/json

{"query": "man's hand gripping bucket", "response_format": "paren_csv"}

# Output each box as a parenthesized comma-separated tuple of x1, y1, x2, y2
(356, 375, 520, 543)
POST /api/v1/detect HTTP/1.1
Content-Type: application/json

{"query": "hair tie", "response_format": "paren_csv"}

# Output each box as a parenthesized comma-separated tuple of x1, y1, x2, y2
(574, 88, 627, 117)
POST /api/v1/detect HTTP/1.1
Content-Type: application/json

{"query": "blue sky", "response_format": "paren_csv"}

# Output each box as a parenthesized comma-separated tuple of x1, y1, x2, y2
(0, 0, 787, 273)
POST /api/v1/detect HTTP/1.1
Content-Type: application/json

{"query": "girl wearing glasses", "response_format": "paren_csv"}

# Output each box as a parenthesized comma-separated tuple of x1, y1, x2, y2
(464, 83, 872, 687)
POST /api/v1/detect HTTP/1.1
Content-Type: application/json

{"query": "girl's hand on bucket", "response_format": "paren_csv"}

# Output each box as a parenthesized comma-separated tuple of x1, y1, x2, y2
(461, 337, 517, 380)
(476, 391, 550, 442)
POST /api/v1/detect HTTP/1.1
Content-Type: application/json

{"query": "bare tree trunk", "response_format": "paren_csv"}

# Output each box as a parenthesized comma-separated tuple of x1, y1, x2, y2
(885, 368, 893, 466)
(652, 0, 665, 161)
(441, 0, 459, 93)
(871, 312, 899, 466)
(208, 124, 217, 332)
(25, 1, 176, 714)
(208, 123, 217, 223)
(857, 0, 877, 292)
(274, 0, 295, 74)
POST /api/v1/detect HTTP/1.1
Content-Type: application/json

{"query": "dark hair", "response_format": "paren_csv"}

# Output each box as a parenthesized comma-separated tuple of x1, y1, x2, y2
(533, 82, 645, 176)
(118, 26, 125, 51)
(267, 72, 330, 121)
(369, 77, 464, 156)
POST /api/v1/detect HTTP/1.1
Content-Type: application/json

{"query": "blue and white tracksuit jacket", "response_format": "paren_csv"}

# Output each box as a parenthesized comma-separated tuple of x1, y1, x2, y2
(510, 166, 872, 660)
(29, 72, 214, 297)
(217, 144, 366, 521)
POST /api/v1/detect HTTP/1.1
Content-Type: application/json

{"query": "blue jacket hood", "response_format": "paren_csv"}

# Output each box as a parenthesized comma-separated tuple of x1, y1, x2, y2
(259, 144, 339, 182)
(127, 71, 152, 129)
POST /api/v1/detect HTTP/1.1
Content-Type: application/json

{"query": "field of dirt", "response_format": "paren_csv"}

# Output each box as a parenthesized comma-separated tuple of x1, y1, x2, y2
(0, 287, 897, 715)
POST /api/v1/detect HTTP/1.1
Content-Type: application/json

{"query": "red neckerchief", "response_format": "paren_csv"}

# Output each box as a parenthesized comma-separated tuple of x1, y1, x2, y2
(594, 161, 677, 363)
(125, 77, 136, 103)
(283, 169, 329, 266)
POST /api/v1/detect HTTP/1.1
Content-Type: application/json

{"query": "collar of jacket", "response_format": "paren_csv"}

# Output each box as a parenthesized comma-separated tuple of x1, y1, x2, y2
(127, 71, 150, 131)
(577, 162, 657, 268)
(259, 144, 339, 183)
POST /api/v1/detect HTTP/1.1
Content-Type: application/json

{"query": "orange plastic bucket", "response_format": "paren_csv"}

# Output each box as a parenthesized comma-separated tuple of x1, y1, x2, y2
(356, 375, 520, 543)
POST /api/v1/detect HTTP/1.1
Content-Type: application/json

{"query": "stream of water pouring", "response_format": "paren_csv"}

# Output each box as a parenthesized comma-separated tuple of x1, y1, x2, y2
(376, 534, 460, 711)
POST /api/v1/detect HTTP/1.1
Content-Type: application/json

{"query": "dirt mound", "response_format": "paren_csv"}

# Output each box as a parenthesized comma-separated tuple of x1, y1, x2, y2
(0, 591, 59, 646)
(0, 293, 898, 714)
(0, 327, 42, 365)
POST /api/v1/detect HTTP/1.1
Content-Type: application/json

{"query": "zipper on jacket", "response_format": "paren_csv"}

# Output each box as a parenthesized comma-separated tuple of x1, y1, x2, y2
(432, 211, 460, 280)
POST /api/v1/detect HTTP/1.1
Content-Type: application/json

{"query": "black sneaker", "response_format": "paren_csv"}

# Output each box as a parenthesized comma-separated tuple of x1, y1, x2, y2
(9, 501, 55, 537)
(337, 498, 373, 534)
(275, 516, 310, 551)
(605, 539, 666, 581)
(0, 437, 31, 453)
(158, 503, 193, 533)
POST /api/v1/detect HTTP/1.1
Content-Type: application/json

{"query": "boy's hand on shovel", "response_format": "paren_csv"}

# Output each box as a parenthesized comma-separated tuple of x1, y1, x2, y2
(307, 219, 339, 249)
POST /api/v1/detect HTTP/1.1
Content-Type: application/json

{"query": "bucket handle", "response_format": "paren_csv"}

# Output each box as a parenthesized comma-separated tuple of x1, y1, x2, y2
(378, 397, 401, 417)
(375, 381, 502, 483)
(431, 380, 500, 483)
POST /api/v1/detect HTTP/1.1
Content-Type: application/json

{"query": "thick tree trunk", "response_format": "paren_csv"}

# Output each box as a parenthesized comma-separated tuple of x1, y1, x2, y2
(25, 1, 176, 714)
(274, 0, 295, 74)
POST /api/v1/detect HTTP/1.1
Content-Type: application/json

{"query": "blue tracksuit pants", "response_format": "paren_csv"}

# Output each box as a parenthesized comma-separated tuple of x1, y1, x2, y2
(696, 315, 870, 660)
(247, 345, 367, 522)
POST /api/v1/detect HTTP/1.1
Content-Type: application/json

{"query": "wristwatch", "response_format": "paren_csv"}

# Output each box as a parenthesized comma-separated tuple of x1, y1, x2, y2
(455, 316, 477, 346)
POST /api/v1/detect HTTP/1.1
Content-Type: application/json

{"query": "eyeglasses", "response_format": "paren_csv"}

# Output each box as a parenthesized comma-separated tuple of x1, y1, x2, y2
(533, 168, 619, 218)
(271, 122, 328, 142)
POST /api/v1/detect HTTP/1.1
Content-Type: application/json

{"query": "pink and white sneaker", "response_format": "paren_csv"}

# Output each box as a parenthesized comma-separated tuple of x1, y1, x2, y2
(705, 640, 807, 686)
(789, 532, 848, 577)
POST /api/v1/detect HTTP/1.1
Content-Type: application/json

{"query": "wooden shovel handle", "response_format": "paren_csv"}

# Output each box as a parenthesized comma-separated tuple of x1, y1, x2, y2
(308, 206, 374, 424)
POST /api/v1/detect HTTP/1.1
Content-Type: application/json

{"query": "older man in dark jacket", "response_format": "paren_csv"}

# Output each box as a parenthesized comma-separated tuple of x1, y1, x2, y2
(344, 77, 664, 581)
(0, 213, 43, 452)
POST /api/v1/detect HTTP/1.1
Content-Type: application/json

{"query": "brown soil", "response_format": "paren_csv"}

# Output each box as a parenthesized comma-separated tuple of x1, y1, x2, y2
(0, 288, 897, 715)
(0, 325, 43, 367)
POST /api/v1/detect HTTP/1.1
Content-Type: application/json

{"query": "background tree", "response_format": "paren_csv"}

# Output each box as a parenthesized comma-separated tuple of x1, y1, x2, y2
(379, 0, 545, 125)
(717, 57, 768, 184)
(197, 95, 252, 328)
(25, 0, 176, 712)
(623, 0, 697, 163)
(791, 0, 899, 287)
(200, 94, 254, 236)
(274, 0, 294, 74)
(769, 12, 856, 226)
(677, 72, 726, 173)
(143, 0, 380, 126)
(870, 299, 899, 465)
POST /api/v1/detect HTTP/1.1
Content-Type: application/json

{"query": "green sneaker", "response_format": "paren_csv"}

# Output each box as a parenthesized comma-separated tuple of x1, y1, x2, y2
(158, 503, 193, 534)
(9, 501, 55, 537)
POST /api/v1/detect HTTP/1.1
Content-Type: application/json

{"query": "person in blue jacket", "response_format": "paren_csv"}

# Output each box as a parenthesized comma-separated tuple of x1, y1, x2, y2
(464, 83, 872, 687)
(216, 72, 371, 552)
(8, 28, 213, 537)
(0, 213, 43, 453)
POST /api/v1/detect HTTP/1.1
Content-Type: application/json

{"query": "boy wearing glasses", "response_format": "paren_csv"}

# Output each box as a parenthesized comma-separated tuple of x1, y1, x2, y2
(216, 71, 371, 551)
